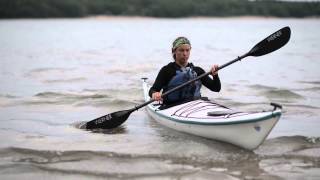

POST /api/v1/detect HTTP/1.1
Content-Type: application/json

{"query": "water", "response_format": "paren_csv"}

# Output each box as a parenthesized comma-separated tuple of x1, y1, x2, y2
(0, 17, 320, 179)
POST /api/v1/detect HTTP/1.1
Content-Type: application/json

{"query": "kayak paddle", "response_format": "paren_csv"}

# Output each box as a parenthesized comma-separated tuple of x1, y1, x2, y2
(82, 26, 291, 129)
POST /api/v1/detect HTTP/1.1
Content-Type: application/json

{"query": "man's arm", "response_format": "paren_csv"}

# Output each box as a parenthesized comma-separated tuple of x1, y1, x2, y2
(196, 67, 221, 92)
(149, 66, 170, 97)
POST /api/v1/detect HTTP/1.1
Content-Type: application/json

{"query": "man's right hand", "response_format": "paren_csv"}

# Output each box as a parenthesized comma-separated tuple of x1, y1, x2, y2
(152, 92, 162, 101)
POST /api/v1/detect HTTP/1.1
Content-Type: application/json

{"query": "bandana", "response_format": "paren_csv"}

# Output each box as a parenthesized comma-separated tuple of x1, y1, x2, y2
(172, 37, 191, 50)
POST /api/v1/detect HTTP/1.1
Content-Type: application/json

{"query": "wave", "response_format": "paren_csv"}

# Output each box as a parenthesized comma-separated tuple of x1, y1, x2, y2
(298, 81, 320, 85)
(24, 67, 75, 79)
(0, 94, 19, 107)
(0, 94, 18, 98)
(248, 84, 276, 91)
(256, 136, 320, 157)
(0, 147, 193, 179)
(74, 98, 138, 107)
(248, 86, 304, 101)
(1, 118, 65, 127)
(34, 92, 109, 99)
(1, 135, 319, 162)
(22, 88, 143, 107)
(283, 103, 320, 110)
(26, 92, 110, 106)
(43, 78, 87, 84)
(305, 87, 320, 91)
(247, 84, 305, 100)
(1, 135, 319, 179)
(0, 136, 319, 163)
(105, 64, 157, 75)
(26, 67, 75, 74)
(263, 89, 304, 99)
(1, 86, 145, 107)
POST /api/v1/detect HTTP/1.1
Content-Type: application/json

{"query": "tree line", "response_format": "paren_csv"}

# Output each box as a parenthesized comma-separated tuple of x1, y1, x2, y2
(0, 0, 319, 18)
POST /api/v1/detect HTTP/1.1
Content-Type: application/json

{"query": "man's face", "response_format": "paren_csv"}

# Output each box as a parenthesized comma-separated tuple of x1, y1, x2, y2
(174, 44, 191, 66)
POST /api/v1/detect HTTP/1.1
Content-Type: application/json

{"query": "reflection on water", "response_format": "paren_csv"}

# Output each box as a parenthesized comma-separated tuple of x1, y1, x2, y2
(0, 17, 320, 179)
(89, 126, 128, 134)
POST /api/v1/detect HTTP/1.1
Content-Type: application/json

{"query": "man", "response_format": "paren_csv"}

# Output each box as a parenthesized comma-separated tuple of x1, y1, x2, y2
(149, 37, 221, 105)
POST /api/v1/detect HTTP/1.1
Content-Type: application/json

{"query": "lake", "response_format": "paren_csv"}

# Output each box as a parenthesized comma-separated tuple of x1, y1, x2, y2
(0, 17, 319, 179)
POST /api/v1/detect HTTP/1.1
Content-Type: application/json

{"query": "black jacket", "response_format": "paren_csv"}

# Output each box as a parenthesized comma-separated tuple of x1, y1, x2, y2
(149, 62, 221, 100)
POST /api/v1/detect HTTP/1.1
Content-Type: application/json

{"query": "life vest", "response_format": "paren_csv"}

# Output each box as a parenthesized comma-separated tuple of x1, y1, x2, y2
(163, 65, 201, 104)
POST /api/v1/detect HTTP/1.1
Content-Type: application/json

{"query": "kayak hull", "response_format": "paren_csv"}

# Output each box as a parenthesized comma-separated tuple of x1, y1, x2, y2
(146, 107, 279, 150)
(142, 80, 281, 150)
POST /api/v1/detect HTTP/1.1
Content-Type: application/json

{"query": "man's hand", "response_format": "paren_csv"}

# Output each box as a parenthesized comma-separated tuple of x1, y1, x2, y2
(211, 64, 219, 76)
(152, 92, 162, 101)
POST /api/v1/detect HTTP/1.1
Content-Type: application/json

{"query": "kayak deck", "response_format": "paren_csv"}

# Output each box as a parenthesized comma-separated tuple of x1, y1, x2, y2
(149, 99, 281, 125)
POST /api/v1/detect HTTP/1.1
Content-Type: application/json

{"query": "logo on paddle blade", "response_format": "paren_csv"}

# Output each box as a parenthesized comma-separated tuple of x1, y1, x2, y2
(267, 30, 282, 42)
(95, 114, 112, 125)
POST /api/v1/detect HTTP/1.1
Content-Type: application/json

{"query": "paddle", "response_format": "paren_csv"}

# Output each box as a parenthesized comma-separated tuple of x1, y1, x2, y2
(82, 26, 291, 129)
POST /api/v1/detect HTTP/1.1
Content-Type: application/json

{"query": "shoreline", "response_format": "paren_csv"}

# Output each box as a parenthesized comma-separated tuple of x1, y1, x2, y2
(87, 15, 320, 20)
(0, 15, 319, 21)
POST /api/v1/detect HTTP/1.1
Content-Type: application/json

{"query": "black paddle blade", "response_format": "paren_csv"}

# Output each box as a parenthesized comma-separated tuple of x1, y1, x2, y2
(248, 26, 291, 57)
(83, 109, 133, 129)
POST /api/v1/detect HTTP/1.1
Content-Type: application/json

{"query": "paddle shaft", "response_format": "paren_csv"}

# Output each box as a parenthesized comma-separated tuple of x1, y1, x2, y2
(134, 53, 249, 111)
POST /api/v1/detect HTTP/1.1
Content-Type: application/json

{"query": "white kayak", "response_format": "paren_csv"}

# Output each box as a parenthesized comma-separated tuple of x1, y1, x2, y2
(142, 79, 282, 150)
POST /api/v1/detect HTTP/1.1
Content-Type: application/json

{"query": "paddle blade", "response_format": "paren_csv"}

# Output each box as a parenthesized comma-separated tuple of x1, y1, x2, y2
(248, 26, 291, 57)
(83, 109, 133, 129)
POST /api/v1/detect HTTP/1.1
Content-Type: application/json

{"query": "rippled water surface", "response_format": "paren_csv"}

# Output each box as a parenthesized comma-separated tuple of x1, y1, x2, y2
(0, 17, 320, 179)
